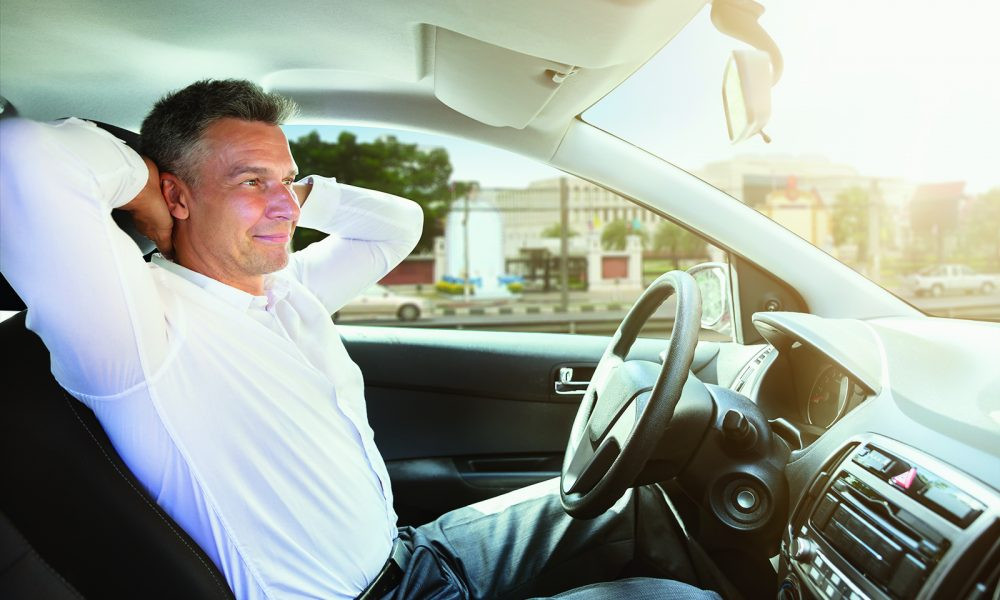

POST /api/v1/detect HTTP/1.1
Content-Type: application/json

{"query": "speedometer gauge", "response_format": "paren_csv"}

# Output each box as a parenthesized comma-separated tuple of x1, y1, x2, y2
(807, 365, 850, 427)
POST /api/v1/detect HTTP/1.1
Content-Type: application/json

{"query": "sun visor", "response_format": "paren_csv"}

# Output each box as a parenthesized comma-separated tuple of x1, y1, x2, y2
(433, 27, 577, 129)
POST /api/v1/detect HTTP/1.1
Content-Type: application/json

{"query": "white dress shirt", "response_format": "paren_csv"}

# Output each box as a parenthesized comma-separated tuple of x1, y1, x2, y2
(0, 117, 424, 599)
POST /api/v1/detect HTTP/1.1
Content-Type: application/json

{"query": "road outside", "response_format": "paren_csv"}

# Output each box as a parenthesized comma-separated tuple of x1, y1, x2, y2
(335, 284, 1000, 337)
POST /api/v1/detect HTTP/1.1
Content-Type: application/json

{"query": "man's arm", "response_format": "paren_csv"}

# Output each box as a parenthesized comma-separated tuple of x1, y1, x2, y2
(284, 177, 424, 314)
(0, 118, 170, 397)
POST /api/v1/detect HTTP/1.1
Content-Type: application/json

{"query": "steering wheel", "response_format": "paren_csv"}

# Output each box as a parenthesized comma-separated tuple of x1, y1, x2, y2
(560, 270, 702, 518)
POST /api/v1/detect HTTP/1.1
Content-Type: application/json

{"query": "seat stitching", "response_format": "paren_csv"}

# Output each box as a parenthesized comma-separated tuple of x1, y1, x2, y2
(62, 392, 232, 599)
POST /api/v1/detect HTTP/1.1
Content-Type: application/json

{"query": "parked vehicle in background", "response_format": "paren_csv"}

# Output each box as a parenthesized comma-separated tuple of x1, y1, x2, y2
(334, 284, 429, 321)
(905, 264, 1000, 296)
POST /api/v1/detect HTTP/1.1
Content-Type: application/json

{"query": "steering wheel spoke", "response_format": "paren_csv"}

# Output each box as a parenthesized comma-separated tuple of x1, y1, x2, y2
(604, 398, 639, 448)
(564, 393, 642, 495)
(562, 431, 619, 495)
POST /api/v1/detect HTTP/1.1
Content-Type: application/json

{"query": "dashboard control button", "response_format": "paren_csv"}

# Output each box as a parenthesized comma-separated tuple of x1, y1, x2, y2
(777, 579, 800, 600)
(921, 484, 982, 526)
(790, 537, 816, 562)
(853, 447, 895, 475)
(890, 467, 917, 490)
(735, 488, 758, 511)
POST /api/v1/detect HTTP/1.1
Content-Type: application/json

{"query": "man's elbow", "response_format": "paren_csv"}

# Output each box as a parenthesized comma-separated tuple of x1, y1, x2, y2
(0, 118, 97, 185)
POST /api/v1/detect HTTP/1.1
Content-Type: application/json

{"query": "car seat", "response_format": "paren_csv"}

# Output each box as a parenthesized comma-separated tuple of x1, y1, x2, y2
(0, 120, 235, 599)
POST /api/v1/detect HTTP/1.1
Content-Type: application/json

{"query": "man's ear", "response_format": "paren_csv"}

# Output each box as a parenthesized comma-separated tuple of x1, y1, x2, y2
(161, 173, 191, 220)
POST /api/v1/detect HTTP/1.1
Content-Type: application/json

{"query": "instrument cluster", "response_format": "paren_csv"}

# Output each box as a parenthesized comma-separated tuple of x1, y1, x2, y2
(805, 364, 865, 429)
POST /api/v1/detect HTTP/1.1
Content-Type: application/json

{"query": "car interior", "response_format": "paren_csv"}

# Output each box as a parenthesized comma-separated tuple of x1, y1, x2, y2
(1, 1, 998, 599)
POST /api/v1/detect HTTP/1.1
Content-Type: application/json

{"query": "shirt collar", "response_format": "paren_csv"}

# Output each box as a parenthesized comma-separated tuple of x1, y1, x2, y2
(151, 254, 287, 311)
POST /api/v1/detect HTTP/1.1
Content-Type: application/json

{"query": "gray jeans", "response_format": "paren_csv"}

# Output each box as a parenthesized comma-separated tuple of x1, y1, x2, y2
(386, 479, 725, 599)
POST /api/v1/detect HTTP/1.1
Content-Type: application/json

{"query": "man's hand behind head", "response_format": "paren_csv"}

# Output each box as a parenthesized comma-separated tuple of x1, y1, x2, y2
(122, 156, 174, 258)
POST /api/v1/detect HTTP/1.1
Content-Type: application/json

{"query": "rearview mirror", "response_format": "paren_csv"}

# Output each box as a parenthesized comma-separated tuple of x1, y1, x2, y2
(722, 49, 772, 144)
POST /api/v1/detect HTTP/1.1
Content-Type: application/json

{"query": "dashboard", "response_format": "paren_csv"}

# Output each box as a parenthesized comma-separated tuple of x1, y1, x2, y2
(725, 312, 1000, 599)
(731, 343, 869, 447)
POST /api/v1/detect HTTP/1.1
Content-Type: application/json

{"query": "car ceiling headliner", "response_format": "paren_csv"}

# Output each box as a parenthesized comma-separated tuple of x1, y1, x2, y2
(0, 0, 706, 160)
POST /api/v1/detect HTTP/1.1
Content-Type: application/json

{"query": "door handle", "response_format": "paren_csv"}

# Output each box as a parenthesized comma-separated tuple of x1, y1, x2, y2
(554, 367, 590, 395)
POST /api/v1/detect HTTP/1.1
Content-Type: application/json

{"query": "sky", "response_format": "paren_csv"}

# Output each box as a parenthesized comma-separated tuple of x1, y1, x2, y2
(288, 1, 999, 194)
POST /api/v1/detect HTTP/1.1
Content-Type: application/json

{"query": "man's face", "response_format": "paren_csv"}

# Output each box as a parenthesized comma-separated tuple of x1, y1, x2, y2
(183, 118, 300, 287)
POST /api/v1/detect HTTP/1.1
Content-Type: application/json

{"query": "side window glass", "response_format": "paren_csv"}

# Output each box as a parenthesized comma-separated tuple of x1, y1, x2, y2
(288, 126, 729, 341)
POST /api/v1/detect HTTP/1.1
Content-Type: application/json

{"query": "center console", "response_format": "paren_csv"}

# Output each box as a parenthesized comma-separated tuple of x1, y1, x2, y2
(778, 434, 999, 599)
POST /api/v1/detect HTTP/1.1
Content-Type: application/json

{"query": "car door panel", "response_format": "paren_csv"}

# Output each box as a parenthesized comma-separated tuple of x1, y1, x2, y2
(340, 325, 726, 524)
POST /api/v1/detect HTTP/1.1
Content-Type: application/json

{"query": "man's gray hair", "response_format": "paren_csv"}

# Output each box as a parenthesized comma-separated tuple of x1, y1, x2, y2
(140, 79, 298, 184)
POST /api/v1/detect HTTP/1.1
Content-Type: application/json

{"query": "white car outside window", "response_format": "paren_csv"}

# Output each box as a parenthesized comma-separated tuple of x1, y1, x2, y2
(335, 284, 429, 322)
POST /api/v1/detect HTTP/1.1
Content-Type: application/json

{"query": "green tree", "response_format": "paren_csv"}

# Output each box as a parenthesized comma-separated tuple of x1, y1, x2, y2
(601, 219, 648, 251)
(601, 219, 627, 250)
(541, 223, 578, 238)
(652, 221, 706, 269)
(831, 186, 893, 265)
(289, 131, 476, 252)
(831, 187, 871, 263)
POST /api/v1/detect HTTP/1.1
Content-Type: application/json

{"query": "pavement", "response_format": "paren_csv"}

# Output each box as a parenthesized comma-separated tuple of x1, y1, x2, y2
(403, 286, 659, 317)
(434, 294, 656, 317)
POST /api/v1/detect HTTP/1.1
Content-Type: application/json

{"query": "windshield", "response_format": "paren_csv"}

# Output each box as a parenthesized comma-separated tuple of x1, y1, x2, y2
(584, 0, 1000, 321)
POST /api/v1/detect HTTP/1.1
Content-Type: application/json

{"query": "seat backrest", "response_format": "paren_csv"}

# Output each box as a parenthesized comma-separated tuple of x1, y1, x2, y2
(0, 509, 84, 599)
(0, 311, 235, 599)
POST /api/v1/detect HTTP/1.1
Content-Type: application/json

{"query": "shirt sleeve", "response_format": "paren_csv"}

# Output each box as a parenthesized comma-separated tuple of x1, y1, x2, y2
(0, 117, 169, 397)
(284, 176, 424, 314)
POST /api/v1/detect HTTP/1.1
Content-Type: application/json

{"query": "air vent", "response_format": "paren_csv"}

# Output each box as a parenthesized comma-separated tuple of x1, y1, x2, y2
(732, 345, 775, 393)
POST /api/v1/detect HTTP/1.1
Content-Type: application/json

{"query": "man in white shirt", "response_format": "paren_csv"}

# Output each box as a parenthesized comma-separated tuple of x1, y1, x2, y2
(0, 79, 723, 600)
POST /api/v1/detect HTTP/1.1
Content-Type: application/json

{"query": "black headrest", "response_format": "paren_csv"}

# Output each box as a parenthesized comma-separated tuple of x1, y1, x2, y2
(0, 313, 234, 599)
(0, 119, 157, 310)
(0, 96, 18, 119)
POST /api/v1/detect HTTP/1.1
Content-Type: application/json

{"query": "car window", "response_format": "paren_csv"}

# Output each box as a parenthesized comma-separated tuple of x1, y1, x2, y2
(287, 125, 731, 340)
(583, 1, 1000, 320)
